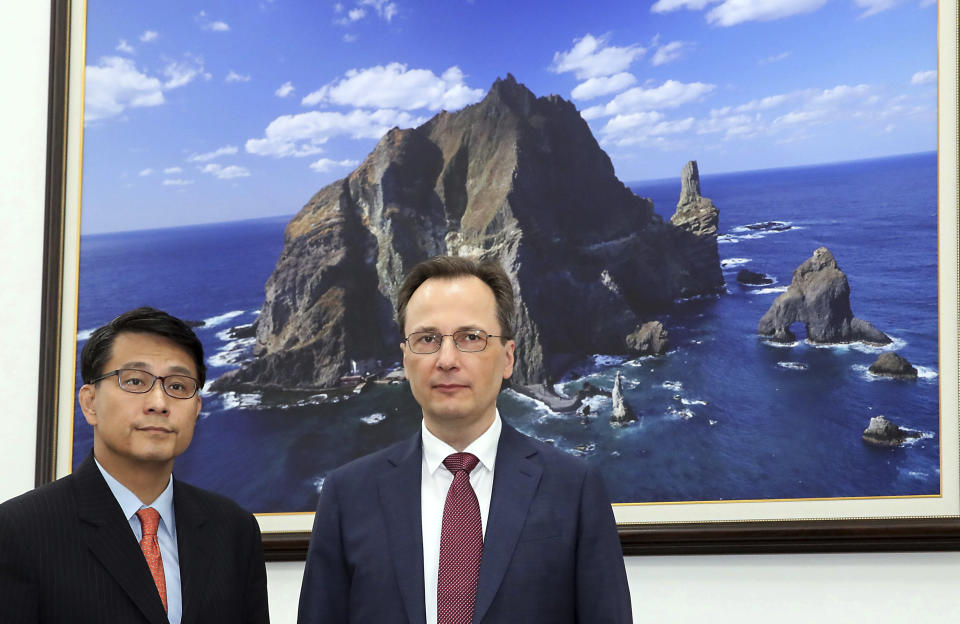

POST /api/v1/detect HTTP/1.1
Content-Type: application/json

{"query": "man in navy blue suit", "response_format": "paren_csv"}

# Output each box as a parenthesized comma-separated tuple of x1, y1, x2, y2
(298, 256, 632, 623)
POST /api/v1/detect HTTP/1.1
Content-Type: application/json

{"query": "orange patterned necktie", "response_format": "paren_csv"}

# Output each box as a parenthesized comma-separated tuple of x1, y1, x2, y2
(136, 507, 168, 612)
(437, 452, 483, 624)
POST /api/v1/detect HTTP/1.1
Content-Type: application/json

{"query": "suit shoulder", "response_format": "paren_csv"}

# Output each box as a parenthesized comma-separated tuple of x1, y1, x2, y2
(0, 473, 75, 522)
(508, 426, 597, 478)
(327, 435, 414, 483)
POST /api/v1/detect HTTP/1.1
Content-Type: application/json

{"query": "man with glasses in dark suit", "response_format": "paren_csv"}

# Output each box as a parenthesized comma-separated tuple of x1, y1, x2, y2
(0, 307, 269, 624)
(298, 256, 632, 624)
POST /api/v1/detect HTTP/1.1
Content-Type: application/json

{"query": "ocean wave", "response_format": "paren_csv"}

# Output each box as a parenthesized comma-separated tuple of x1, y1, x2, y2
(761, 339, 800, 348)
(662, 380, 683, 392)
(219, 391, 263, 410)
(216, 324, 252, 341)
(916, 365, 938, 380)
(667, 406, 694, 420)
(721, 257, 751, 268)
(751, 286, 788, 295)
(203, 310, 244, 328)
(854, 363, 938, 382)
(503, 388, 561, 419)
(717, 235, 739, 244)
(849, 335, 907, 354)
(361, 412, 386, 424)
(681, 398, 707, 405)
(207, 337, 256, 367)
(77, 328, 95, 341)
(778, 361, 808, 371)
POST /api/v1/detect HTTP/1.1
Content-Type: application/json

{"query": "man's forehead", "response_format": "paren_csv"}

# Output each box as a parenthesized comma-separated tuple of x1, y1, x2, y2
(405, 275, 498, 328)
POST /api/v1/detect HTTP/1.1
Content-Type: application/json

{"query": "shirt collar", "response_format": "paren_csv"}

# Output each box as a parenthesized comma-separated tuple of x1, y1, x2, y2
(421, 410, 502, 475)
(94, 457, 175, 539)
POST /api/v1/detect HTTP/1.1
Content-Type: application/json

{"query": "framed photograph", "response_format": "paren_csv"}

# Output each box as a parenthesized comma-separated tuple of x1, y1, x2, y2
(39, 0, 959, 560)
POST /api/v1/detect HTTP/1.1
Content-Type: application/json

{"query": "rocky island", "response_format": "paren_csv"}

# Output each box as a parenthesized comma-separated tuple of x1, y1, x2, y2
(757, 247, 891, 345)
(213, 75, 723, 395)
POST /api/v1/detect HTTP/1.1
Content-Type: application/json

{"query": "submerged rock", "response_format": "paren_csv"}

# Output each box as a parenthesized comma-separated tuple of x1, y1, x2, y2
(737, 269, 772, 285)
(868, 352, 918, 379)
(625, 320, 670, 356)
(862, 415, 921, 446)
(757, 247, 891, 345)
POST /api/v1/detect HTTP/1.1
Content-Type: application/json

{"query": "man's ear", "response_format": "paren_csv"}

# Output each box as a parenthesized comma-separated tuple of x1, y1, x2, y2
(78, 384, 98, 426)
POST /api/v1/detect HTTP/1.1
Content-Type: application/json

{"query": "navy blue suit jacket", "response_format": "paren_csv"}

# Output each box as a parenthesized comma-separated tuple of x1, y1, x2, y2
(297, 422, 632, 623)
(0, 453, 269, 624)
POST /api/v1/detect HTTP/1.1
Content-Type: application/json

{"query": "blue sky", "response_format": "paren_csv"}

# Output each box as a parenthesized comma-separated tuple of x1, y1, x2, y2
(80, 0, 938, 233)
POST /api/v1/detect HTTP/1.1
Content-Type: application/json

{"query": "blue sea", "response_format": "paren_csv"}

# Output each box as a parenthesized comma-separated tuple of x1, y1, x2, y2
(72, 151, 941, 513)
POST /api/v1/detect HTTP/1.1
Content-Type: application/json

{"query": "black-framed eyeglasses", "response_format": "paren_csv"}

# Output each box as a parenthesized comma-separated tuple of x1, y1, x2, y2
(90, 368, 200, 399)
(403, 329, 506, 354)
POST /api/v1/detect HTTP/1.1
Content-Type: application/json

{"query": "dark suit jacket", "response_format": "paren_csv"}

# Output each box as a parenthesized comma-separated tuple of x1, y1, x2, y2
(297, 422, 632, 623)
(0, 453, 269, 624)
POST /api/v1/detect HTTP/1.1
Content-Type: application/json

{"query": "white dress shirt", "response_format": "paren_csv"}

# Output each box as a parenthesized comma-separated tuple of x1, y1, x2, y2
(421, 411, 501, 624)
(95, 459, 182, 624)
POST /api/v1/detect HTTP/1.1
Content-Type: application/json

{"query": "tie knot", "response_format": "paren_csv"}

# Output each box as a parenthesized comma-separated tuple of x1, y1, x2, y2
(136, 507, 161, 537)
(443, 452, 479, 475)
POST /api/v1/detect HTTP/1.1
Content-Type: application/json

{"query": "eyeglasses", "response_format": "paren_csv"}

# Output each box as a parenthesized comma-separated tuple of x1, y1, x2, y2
(90, 368, 200, 399)
(403, 329, 506, 354)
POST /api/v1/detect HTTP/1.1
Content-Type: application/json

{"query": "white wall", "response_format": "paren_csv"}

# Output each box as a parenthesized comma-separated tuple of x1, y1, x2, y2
(3, 4, 959, 623)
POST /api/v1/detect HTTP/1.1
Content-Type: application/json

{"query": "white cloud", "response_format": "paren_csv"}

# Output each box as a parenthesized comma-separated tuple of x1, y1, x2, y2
(810, 83, 871, 105)
(162, 178, 194, 186)
(599, 111, 696, 146)
(343, 33, 358, 43)
(140, 30, 158, 43)
(196, 11, 230, 31)
(759, 51, 791, 64)
(853, 0, 902, 17)
(571, 73, 636, 100)
(163, 166, 183, 174)
(551, 34, 645, 80)
(301, 64, 483, 111)
(246, 109, 425, 157)
(275, 81, 295, 97)
(226, 70, 252, 83)
(588, 80, 716, 119)
(85, 56, 165, 122)
(116, 39, 135, 54)
(201, 163, 251, 179)
(651, 41, 688, 66)
(732, 93, 792, 112)
(652, 0, 828, 25)
(706, 0, 827, 26)
(348, 8, 366, 20)
(309, 158, 361, 173)
(911, 70, 936, 85)
(651, 0, 716, 11)
(138, 168, 154, 176)
(188, 145, 239, 162)
(162, 56, 206, 89)
(360, 0, 398, 21)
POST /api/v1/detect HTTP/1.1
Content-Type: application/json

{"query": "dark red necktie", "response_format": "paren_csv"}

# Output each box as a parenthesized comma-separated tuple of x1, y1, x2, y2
(136, 507, 168, 612)
(437, 452, 483, 624)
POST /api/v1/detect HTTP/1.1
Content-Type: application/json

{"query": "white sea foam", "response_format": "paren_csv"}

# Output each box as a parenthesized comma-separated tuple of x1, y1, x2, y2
(752, 286, 788, 296)
(219, 391, 263, 410)
(592, 354, 627, 368)
(916, 365, 938, 380)
(313, 476, 325, 493)
(681, 398, 707, 405)
(721, 257, 752, 268)
(667, 406, 694, 420)
(361, 412, 386, 424)
(503, 388, 561, 419)
(216, 324, 253, 341)
(717, 235, 739, 244)
(203, 310, 244, 328)
(662, 380, 683, 391)
(762, 339, 799, 348)
(849, 335, 907, 355)
(708, 419, 718, 426)
(207, 337, 256, 367)
(77, 328, 95, 341)
(778, 361, 808, 371)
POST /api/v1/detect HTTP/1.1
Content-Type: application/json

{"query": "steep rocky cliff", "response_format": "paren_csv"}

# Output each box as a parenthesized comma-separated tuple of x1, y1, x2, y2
(215, 75, 723, 391)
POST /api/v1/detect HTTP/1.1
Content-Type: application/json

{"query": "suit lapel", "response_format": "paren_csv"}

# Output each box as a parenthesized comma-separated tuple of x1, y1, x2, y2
(472, 424, 542, 624)
(378, 432, 427, 624)
(74, 454, 170, 624)
(174, 480, 212, 624)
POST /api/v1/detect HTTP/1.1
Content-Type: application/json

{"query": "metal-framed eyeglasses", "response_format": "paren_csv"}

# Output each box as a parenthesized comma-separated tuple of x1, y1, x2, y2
(403, 329, 506, 354)
(90, 368, 200, 399)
